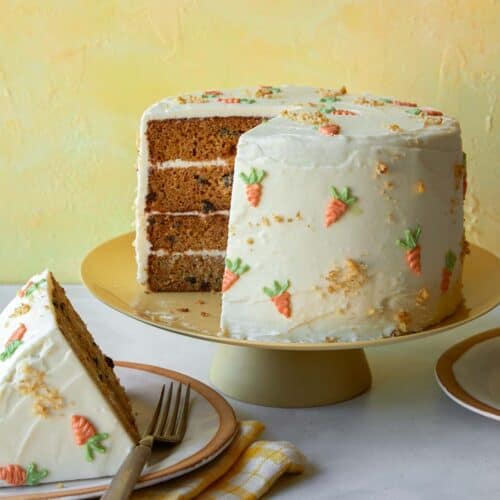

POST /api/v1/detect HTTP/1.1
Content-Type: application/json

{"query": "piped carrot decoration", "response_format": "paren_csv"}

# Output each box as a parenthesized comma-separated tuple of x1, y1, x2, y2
(441, 251, 457, 293)
(396, 226, 422, 275)
(18, 278, 46, 298)
(71, 415, 109, 462)
(263, 280, 292, 318)
(240, 168, 266, 207)
(222, 258, 250, 292)
(324, 186, 357, 227)
(319, 123, 341, 136)
(0, 463, 48, 486)
(0, 323, 27, 361)
(6, 323, 27, 347)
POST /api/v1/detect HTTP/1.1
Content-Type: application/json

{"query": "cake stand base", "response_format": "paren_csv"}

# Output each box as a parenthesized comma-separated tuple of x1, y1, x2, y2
(210, 344, 372, 407)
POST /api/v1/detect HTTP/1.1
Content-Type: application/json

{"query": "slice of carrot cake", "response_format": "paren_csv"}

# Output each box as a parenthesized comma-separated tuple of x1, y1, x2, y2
(0, 270, 139, 487)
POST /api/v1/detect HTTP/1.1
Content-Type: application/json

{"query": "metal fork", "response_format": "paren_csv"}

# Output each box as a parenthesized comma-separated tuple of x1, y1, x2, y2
(102, 382, 191, 500)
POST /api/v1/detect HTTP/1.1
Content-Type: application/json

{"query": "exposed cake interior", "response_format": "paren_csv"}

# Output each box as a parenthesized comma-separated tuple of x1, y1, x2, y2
(147, 117, 263, 162)
(141, 115, 264, 292)
(49, 273, 139, 442)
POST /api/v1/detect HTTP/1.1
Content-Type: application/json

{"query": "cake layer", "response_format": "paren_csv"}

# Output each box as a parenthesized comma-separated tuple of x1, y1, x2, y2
(148, 213, 228, 252)
(147, 116, 263, 163)
(147, 163, 234, 213)
(148, 253, 225, 291)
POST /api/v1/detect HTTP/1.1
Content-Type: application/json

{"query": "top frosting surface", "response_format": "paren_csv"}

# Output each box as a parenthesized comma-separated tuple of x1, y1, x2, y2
(142, 85, 460, 147)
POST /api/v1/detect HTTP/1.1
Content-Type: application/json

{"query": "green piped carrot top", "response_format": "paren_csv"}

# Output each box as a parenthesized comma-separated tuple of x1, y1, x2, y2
(240, 168, 266, 185)
(225, 258, 250, 276)
(330, 186, 357, 205)
(396, 226, 422, 250)
(263, 280, 290, 298)
(445, 251, 457, 271)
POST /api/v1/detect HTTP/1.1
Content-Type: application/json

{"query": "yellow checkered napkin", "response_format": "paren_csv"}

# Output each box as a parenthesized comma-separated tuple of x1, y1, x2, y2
(133, 421, 305, 500)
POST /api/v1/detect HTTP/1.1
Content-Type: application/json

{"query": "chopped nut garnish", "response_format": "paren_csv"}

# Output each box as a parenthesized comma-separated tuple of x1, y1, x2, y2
(273, 215, 285, 223)
(376, 162, 389, 175)
(200, 311, 210, 318)
(261, 217, 271, 226)
(176, 94, 208, 104)
(317, 86, 347, 98)
(255, 85, 281, 98)
(287, 218, 293, 223)
(367, 308, 376, 316)
(424, 116, 443, 127)
(325, 336, 339, 343)
(247, 238, 254, 245)
(383, 181, 394, 191)
(196, 300, 206, 305)
(388, 123, 402, 132)
(415, 181, 425, 193)
(281, 108, 330, 126)
(355, 96, 384, 106)
(177, 307, 190, 313)
(17, 365, 65, 417)
(394, 310, 411, 332)
(295, 211, 303, 220)
(416, 288, 430, 305)
(326, 259, 368, 295)
(9, 303, 31, 318)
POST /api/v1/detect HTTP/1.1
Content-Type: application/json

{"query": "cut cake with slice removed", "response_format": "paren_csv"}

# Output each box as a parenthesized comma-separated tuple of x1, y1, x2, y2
(0, 270, 139, 486)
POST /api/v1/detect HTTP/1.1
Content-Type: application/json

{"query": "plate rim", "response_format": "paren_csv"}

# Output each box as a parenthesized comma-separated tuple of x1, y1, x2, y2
(435, 327, 500, 420)
(4, 361, 238, 499)
(81, 232, 500, 351)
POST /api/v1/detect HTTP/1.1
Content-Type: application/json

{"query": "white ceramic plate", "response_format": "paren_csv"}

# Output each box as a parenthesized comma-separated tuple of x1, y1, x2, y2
(1, 362, 238, 499)
(436, 328, 500, 421)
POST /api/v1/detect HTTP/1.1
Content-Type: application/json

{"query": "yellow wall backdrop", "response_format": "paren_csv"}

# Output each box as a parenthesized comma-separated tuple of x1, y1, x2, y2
(0, 0, 498, 282)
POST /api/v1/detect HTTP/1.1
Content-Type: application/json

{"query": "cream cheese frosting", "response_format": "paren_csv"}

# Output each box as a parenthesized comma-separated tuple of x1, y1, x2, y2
(0, 271, 135, 486)
(220, 95, 464, 342)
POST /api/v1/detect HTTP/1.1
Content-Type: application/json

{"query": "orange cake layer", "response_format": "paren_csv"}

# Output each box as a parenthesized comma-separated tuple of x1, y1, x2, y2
(147, 117, 263, 163)
(148, 254, 224, 292)
(146, 164, 234, 213)
(147, 213, 228, 252)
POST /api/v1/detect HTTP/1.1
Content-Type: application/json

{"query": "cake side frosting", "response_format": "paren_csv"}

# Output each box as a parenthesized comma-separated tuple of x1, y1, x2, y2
(220, 96, 464, 342)
(0, 271, 135, 485)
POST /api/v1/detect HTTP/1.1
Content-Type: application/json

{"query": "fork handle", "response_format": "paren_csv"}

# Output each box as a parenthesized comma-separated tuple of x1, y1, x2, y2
(102, 440, 152, 500)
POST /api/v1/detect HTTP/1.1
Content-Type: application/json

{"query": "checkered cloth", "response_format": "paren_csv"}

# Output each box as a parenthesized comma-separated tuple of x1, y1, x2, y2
(133, 421, 305, 499)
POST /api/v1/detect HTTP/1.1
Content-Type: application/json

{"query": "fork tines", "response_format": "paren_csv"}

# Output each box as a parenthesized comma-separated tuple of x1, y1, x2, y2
(145, 382, 191, 443)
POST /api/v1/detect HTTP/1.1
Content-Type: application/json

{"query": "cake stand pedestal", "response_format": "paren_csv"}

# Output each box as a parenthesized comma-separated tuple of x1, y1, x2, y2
(81, 233, 500, 408)
(210, 346, 371, 407)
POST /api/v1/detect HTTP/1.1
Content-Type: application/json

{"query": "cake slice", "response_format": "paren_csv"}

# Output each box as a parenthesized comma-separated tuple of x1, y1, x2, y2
(0, 270, 139, 486)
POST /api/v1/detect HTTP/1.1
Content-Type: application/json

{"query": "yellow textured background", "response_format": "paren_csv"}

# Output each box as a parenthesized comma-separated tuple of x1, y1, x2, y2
(0, 0, 498, 282)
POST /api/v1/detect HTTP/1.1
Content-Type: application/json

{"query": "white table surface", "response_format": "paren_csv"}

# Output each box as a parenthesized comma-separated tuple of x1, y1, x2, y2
(1, 285, 498, 500)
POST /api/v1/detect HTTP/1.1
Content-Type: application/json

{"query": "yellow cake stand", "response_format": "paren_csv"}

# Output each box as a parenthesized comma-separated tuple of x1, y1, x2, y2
(81, 233, 500, 407)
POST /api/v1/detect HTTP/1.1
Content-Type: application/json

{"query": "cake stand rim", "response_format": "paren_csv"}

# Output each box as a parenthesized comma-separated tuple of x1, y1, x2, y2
(80, 232, 500, 352)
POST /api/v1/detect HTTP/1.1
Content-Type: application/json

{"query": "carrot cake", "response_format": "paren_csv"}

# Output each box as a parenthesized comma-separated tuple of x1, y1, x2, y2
(0, 270, 139, 487)
(136, 86, 466, 342)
